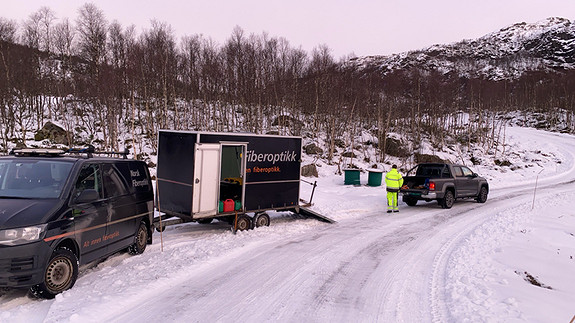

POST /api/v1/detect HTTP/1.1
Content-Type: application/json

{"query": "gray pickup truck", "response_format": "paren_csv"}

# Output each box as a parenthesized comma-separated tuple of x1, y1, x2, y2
(400, 163, 489, 209)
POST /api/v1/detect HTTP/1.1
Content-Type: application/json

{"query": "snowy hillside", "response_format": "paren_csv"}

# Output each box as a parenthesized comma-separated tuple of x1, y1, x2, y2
(1, 125, 574, 323)
(348, 17, 575, 80)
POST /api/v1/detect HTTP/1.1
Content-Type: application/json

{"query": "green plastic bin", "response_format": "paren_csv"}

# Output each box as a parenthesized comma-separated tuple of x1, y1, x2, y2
(343, 168, 361, 185)
(367, 168, 383, 187)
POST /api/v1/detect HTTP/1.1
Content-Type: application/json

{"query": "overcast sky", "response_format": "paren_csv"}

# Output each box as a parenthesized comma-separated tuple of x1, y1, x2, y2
(3, 0, 575, 59)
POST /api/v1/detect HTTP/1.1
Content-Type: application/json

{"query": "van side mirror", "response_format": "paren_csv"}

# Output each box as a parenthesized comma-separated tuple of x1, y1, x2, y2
(75, 189, 100, 203)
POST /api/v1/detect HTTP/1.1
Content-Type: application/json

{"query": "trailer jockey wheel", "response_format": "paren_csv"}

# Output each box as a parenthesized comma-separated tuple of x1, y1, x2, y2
(236, 215, 252, 231)
(254, 213, 270, 228)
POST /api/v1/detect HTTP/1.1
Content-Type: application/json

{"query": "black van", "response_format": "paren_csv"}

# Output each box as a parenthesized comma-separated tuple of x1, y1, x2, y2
(0, 148, 154, 298)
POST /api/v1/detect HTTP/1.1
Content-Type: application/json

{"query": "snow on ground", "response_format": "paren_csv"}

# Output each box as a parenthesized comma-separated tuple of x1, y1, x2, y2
(1, 126, 575, 322)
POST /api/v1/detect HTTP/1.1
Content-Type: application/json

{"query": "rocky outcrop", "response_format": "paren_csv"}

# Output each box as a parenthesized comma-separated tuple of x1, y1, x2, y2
(301, 164, 318, 177)
(34, 121, 69, 145)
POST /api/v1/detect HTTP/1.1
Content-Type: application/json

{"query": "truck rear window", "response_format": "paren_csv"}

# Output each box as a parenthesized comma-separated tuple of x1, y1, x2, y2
(415, 165, 450, 178)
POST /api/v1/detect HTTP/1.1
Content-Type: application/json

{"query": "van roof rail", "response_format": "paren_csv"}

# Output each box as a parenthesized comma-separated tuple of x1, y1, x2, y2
(67, 146, 130, 159)
(10, 148, 66, 157)
(9, 146, 130, 159)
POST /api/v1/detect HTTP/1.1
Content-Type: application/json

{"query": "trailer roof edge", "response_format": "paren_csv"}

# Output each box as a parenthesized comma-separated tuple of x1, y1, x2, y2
(158, 129, 302, 140)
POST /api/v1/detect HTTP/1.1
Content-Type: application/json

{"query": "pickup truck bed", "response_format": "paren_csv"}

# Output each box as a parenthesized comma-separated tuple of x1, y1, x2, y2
(402, 176, 430, 189)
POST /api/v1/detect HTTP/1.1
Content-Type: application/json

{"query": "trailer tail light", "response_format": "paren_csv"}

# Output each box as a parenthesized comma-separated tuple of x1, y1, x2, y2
(429, 181, 436, 190)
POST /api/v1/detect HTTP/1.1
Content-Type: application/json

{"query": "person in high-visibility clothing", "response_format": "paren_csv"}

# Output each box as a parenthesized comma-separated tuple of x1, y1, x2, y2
(385, 164, 404, 213)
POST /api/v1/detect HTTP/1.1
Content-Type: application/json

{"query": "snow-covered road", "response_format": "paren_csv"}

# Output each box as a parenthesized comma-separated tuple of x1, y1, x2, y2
(2, 127, 575, 323)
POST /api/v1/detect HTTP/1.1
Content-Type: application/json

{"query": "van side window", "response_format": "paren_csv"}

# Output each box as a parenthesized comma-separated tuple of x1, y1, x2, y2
(103, 164, 128, 197)
(0, 162, 6, 187)
(116, 161, 152, 193)
(74, 164, 102, 199)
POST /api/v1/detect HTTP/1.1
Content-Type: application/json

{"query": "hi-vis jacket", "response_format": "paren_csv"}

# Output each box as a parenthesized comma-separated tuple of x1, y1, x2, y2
(385, 168, 404, 192)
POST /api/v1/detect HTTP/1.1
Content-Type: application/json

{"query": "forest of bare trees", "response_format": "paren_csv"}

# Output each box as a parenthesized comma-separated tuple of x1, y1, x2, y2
(1, 4, 575, 165)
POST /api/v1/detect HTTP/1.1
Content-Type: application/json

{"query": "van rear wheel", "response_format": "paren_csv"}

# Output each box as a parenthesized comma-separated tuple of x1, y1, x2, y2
(129, 222, 148, 255)
(31, 248, 78, 299)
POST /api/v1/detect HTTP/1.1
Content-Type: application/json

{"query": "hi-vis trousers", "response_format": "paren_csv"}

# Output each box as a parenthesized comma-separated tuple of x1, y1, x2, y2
(387, 191, 399, 211)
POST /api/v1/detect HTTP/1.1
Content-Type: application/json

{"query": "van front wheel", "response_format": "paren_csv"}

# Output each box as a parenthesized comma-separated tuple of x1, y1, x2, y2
(31, 248, 78, 299)
(129, 222, 148, 255)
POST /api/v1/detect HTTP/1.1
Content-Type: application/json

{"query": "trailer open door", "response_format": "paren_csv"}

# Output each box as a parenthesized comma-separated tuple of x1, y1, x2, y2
(192, 143, 220, 217)
(219, 143, 247, 213)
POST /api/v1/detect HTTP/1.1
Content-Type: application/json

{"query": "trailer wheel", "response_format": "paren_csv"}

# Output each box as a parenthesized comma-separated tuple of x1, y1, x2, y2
(235, 215, 252, 231)
(254, 213, 270, 227)
(197, 218, 213, 224)
(156, 224, 166, 232)
(440, 190, 455, 209)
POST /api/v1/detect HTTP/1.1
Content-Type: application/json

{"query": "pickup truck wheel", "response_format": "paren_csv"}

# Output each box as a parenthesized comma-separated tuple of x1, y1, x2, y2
(404, 197, 417, 206)
(476, 186, 488, 203)
(440, 190, 455, 209)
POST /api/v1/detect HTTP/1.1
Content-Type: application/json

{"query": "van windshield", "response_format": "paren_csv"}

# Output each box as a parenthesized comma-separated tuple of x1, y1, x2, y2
(0, 159, 73, 199)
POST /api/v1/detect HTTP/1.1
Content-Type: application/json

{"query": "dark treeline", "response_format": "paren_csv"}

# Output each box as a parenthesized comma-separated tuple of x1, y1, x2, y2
(1, 4, 574, 164)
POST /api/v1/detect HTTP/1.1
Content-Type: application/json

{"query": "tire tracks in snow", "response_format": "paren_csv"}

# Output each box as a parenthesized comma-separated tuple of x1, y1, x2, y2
(429, 128, 575, 322)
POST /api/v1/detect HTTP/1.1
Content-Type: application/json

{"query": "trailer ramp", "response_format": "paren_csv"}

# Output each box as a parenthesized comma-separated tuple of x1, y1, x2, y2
(294, 207, 336, 224)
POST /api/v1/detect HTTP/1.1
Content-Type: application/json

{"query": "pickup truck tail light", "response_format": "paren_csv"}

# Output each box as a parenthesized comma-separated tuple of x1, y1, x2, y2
(429, 181, 436, 190)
